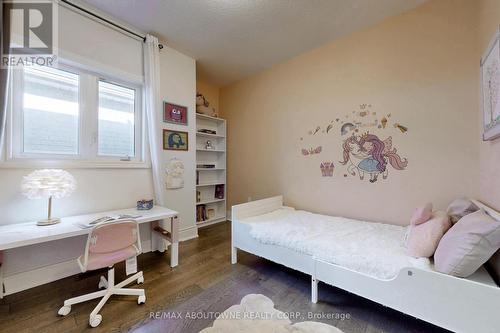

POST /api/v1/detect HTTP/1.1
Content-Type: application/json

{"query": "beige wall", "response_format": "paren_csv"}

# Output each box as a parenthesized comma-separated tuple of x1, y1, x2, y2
(478, 0, 500, 211)
(220, 0, 480, 225)
(197, 79, 220, 114)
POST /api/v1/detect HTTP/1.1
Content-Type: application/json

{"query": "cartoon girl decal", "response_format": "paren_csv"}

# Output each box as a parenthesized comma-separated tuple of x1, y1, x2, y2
(340, 133, 408, 183)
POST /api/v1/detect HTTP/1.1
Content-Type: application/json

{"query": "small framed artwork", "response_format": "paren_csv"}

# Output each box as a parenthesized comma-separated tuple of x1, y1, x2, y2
(163, 102, 188, 125)
(163, 129, 188, 151)
(481, 27, 500, 141)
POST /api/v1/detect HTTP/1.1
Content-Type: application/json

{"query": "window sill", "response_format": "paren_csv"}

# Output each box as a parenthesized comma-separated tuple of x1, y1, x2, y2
(0, 159, 151, 169)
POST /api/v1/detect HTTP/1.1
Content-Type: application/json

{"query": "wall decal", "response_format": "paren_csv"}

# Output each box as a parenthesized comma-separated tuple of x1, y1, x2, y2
(381, 117, 388, 128)
(166, 158, 185, 189)
(302, 146, 322, 156)
(341, 122, 356, 135)
(326, 124, 333, 133)
(340, 133, 408, 183)
(320, 162, 334, 177)
(393, 123, 408, 133)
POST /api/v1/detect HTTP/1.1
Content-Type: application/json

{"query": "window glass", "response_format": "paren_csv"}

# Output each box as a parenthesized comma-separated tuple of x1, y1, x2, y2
(98, 81, 136, 157)
(22, 66, 79, 154)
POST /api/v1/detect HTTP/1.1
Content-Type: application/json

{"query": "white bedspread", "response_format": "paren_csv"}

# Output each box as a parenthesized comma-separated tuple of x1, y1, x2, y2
(241, 208, 431, 280)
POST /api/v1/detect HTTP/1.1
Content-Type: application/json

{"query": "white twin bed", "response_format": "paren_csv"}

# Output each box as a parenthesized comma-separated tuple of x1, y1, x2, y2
(231, 196, 500, 333)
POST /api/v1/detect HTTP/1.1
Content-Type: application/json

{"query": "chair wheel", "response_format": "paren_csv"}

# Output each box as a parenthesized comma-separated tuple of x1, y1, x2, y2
(58, 305, 71, 316)
(137, 276, 144, 284)
(138, 295, 146, 304)
(89, 314, 102, 327)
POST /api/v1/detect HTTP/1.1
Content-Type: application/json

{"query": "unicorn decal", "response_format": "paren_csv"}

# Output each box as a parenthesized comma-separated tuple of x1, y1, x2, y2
(340, 133, 408, 183)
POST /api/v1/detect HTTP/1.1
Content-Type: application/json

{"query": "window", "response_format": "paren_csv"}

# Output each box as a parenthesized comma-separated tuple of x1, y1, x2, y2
(7, 62, 145, 167)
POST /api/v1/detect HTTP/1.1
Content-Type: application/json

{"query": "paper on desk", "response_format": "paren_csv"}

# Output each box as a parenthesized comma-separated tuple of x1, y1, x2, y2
(75, 214, 143, 229)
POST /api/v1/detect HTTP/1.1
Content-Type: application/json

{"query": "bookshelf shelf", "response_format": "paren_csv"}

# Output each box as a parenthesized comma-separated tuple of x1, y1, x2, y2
(196, 198, 225, 205)
(197, 182, 225, 187)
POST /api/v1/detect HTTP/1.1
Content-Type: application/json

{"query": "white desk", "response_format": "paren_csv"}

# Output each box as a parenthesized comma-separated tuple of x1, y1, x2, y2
(0, 205, 179, 298)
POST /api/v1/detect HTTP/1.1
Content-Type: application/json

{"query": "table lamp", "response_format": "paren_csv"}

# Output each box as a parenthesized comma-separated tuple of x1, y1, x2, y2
(21, 169, 77, 226)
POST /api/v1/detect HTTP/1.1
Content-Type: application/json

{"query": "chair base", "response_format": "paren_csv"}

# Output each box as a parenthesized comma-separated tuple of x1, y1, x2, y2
(58, 268, 145, 328)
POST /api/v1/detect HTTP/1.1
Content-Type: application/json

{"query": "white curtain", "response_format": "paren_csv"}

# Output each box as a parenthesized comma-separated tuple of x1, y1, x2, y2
(0, 68, 8, 156)
(0, 2, 8, 156)
(143, 35, 165, 207)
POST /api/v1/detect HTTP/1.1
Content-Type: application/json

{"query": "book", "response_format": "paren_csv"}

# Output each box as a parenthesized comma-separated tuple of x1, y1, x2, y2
(215, 184, 225, 199)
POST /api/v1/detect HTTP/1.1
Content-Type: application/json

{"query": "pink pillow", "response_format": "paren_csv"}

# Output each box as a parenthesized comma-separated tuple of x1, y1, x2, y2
(410, 203, 433, 225)
(434, 209, 500, 277)
(407, 211, 451, 258)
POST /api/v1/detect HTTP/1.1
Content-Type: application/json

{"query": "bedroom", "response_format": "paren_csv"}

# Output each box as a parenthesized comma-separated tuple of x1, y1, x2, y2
(0, 0, 499, 332)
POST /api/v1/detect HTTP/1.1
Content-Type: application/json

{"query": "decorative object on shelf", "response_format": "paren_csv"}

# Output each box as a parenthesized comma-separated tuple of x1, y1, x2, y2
(137, 199, 154, 210)
(198, 129, 217, 135)
(163, 129, 188, 151)
(205, 140, 214, 150)
(163, 101, 188, 125)
(301, 146, 322, 156)
(481, 28, 500, 140)
(21, 169, 77, 226)
(215, 184, 225, 199)
(197, 164, 216, 169)
(165, 158, 185, 189)
(207, 208, 216, 220)
(196, 93, 217, 117)
(320, 162, 334, 177)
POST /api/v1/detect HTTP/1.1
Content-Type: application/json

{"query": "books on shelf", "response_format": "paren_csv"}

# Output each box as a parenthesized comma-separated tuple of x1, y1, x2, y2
(198, 129, 217, 135)
(196, 205, 217, 223)
(196, 205, 207, 222)
(197, 164, 216, 169)
(215, 184, 225, 199)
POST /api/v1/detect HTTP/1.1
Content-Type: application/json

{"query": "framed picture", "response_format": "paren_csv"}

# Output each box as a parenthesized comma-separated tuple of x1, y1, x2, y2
(481, 28, 500, 141)
(163, 129, 188, 151)
(163, 102, 188, 125)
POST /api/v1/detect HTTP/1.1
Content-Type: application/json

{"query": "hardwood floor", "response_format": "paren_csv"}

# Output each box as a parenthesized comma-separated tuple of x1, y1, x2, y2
(0, 222, 449, 333)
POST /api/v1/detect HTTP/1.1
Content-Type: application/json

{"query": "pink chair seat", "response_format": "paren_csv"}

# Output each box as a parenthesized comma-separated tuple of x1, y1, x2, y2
(86, 245, 138, 271)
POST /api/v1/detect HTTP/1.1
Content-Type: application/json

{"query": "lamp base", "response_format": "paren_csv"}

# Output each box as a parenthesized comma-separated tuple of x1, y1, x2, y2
(37, 218, 61, 226)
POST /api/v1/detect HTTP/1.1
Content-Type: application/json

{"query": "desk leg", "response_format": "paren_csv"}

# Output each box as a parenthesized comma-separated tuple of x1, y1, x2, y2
(170, 217, 179, 268)
(0, 250, 4, 299)
(152, 216, 179, 268)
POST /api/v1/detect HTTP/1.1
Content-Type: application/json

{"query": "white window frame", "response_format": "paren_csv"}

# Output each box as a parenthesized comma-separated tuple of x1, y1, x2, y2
(2, 59, 149, 169)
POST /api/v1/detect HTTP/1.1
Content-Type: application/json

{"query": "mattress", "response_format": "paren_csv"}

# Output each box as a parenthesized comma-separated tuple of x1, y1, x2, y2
(240, 208, 431, 280)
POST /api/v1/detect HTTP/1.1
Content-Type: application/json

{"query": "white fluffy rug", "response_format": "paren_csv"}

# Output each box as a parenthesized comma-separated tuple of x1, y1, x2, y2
(200, 294, 343, 333)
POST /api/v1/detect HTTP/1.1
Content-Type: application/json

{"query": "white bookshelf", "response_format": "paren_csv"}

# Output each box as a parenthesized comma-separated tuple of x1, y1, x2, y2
(195, 113, 227, 228)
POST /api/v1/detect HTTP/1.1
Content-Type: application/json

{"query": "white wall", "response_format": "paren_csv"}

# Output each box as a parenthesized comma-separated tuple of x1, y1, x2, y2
(0, 6, 197, 295)
(158, 45, 197, 240)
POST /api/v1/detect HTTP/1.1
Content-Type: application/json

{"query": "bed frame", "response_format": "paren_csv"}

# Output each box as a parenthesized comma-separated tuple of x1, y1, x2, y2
(231, 196, 500, 333)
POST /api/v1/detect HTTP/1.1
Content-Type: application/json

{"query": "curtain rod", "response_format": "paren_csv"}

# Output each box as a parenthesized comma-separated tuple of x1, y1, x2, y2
(60, 0, 164, 49)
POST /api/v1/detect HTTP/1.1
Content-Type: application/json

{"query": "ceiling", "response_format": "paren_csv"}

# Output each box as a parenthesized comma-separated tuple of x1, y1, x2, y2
(81, 0, 427, 87)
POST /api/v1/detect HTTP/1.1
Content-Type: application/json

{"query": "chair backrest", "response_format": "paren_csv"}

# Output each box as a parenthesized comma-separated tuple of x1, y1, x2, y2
(79, 219, 142, 271)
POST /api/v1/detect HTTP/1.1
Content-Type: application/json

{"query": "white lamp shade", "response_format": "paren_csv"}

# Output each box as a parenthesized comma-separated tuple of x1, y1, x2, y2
(21, 169, 77, 200)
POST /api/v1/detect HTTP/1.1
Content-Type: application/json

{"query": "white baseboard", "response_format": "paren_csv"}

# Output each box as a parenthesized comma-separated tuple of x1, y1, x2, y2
(3, 226, 198, 296)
